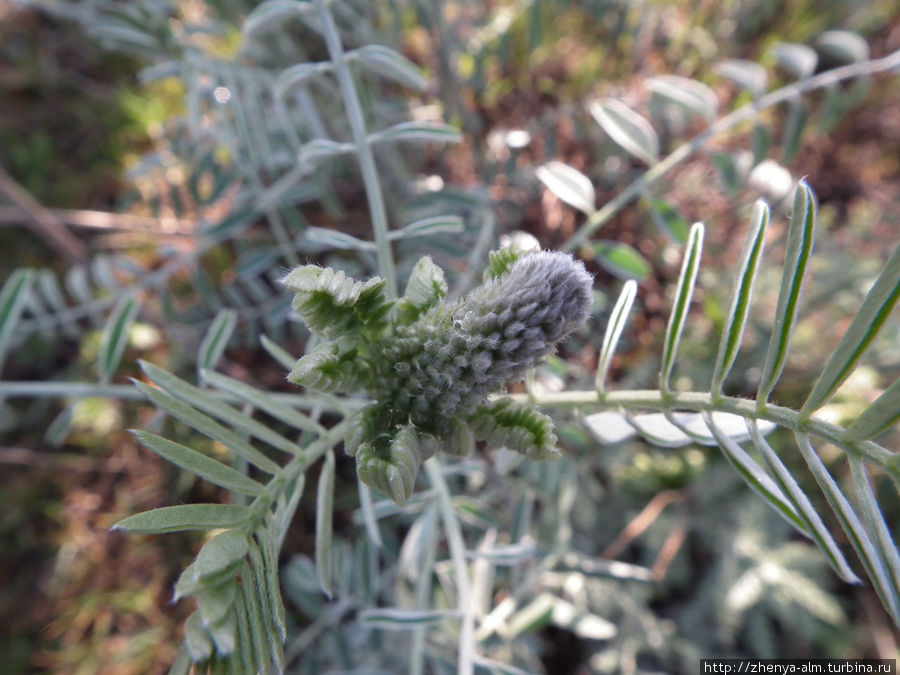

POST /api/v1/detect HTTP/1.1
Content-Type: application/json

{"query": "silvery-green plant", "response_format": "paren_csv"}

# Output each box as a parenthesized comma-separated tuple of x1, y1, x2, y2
(282, 248, 593, 504)
(2, 2, 900, 673)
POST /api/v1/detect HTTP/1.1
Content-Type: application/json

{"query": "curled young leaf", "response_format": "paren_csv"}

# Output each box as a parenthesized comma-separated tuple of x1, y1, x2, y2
(281, 266, 392, 338)
(471, 398, 559, 460)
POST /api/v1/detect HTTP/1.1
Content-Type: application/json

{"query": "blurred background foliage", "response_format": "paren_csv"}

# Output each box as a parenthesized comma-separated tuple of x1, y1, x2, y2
(0, 0, 898, 672)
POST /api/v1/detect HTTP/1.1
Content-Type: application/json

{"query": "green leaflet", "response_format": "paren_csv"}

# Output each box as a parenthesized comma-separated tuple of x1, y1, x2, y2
(757, 181, 816, 408)
(287, 338, 363, 393)
(802, 242, 900, 419)
(133, 381, 282, 475)
(396, 255, 447, 322)
(483, 246, 528, 281)
(355, 425, 432, 506)
(113, 504, 251, 534)
(596, 280, 637, 395)
(175, 529, 250, 601)
(0, 269, 33, 374)
(660, 223, 704, 395)
(711, 201, 769, 397)
(201, 369, 326, 434)
(98, 294, 139, 384)
(141, 361, 303, 456)
(132, 430, 265, 497)
(315, 449, 335, 597)
(197, 309, 237, 376)
(471, 399, 558, 460)
(281, 265, 393, 338)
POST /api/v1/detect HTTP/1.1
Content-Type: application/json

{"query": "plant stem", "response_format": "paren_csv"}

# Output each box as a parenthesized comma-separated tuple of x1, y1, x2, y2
(562, 48, 900, 253)
(0, 380, 357, 411)
(424, 457, 475, 675)
(504, 389, 896, 471)
(315, 0, 398, 297)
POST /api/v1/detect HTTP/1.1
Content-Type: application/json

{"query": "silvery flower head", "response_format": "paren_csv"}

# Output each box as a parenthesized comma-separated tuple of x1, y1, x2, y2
(282, 248, 593, 504)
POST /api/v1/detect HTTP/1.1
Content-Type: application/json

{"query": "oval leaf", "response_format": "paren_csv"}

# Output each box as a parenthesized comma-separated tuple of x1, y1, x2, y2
(647, 75, 717, 120)
(816, 31, 869, 64)
(589, 98, 659, 165)
(591, 241, 650, 281)
(350, 45, 427, 90)
(535, 162, 596, 216)
(583, 411, 638, 445)
(715, 59, 768, 98)
(773, 42, 818, 79)
(243, 0, 310, 36)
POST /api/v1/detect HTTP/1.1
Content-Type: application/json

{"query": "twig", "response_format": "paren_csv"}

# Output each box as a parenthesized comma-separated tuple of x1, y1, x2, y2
(0, 162, 89, 261)
(601, 489, 683, 559)
(650, 523, 686, 581)
(0, 445, 124, 472)
(0, 205, 194, 235)
(562, 48, 900, 252)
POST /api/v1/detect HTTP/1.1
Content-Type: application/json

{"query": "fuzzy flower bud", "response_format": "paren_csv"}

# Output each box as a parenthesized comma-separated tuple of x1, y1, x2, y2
(370, 251, 593, 436)
(284, 249, 593, 504)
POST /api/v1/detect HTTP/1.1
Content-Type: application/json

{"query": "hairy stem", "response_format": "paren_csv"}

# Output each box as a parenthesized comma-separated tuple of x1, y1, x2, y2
(507, 389, 895, 471)
(0, 380, 357, 412)
(562, 48, 900, 252)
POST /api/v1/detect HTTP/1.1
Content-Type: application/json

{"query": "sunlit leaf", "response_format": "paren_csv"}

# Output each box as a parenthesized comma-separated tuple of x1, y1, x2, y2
(595, 280, 637, 394)
(369, 122, 462, 145)
(660, 223, 704, 394)
(647, 75, 717, 119)
(535, 162, 596, 216)
(757, 181, 816, 408)
(315, 449, 335, 597)
(748, 421, 860, 583)
(591, 241, 650, 281)
(589, 98, 659, 165)
(802, 243, 900, 418)
(715, 59, 768, 97)
(816, 31, 869, 63)
(711, 201, 769, 396)
(113, 504, 251, 534)
(773, 42, 818, 79)
(350, 44, 427, 90)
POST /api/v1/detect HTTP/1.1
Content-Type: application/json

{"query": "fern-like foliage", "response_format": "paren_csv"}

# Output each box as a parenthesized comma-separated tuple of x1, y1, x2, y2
(564, 181, 900, 624)
(114, 358, 345, 673)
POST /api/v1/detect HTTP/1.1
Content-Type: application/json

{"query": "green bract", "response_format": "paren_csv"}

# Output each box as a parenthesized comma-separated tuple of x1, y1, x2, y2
(283, 249, 594, 504)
